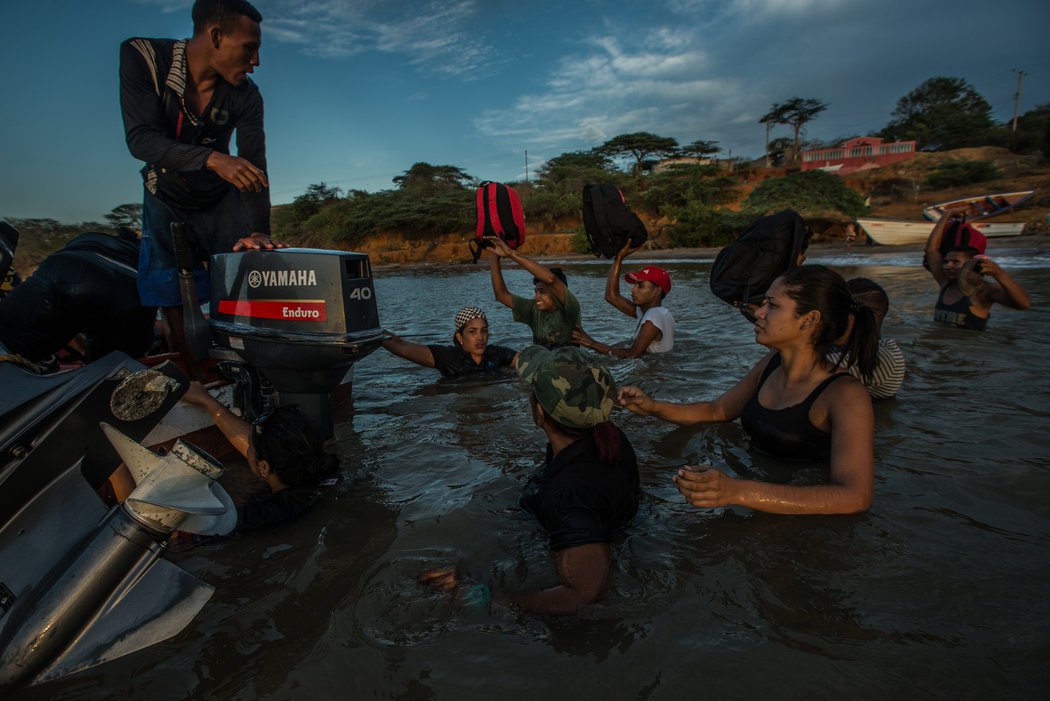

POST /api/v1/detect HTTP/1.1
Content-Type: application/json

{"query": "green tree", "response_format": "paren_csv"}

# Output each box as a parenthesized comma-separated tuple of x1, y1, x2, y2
(679, 139, 721, 159)
(924, 159, 1002, 189)
(290, 182, 342, 223)
(880, 76, 993, 149)
(743, 170, 867, 217)
(392, 162, 473, 194)
(596, 132, 679, 173)
(988, 103, 1050, 155)
(535, 151, 615, 184)
(641, 164, 737, 214)
(528, 151, 619, 226)
(103, 203, 143, 230)
(761, 97, 828, 162)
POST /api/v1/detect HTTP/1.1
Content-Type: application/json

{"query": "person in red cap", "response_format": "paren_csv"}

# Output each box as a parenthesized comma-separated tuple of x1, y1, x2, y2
(572, 242, 674, 357)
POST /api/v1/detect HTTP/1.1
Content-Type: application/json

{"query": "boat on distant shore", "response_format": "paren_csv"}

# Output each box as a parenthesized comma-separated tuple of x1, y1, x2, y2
(857, 218, 1026, 246)
(922, 190, 1035, 221)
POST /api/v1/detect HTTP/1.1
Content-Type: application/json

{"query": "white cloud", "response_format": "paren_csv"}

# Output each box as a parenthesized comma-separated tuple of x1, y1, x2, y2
(475, 25, 728, 151)
(129, 0, 191, 12)
(261, 0, 496, 77)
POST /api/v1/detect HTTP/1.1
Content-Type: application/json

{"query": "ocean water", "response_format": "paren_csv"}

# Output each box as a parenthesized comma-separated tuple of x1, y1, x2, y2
(18, 246, 1050, 700)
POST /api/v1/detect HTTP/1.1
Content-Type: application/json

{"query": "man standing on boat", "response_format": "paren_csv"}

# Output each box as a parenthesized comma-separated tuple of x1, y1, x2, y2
(924, 213, 1030, 330)
(119, 0, 284, 368)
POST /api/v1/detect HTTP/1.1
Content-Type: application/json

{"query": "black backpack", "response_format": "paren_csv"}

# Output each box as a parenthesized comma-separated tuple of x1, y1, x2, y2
(581, 183, 648, 258)
(470, 181, 526, 263)
(709, 209, 811, 309)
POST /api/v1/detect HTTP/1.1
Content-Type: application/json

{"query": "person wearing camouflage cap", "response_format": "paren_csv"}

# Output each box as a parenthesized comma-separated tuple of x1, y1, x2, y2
(516, 345, 617, 428)
(487, 237, 582, 349)
(420, 345, 639, 614)
(572, 240, 675, 357)
(381, 306, 519, 379)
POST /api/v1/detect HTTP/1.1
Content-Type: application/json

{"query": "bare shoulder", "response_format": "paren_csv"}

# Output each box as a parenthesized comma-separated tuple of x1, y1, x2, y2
(824, 374, 875, 412)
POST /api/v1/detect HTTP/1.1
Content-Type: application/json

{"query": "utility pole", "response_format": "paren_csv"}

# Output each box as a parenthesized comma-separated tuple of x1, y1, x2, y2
(1011, 69, 1026, 132)
(524, 149, 529, 183)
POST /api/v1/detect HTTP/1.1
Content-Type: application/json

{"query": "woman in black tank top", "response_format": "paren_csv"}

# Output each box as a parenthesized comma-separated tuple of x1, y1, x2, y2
(619, 265, 880, 515)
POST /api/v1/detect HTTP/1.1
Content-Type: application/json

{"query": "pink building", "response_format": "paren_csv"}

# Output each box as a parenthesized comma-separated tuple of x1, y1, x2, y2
(800, 137, 916, 175)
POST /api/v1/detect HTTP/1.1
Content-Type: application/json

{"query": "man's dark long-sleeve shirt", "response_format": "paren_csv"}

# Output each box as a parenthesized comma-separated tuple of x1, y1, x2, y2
(119, 37, 270, 233)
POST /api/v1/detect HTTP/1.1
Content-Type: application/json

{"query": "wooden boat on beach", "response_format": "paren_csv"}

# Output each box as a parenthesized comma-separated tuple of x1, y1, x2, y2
(922, 190, 1034, 221)
(857, 218, 1026, 246)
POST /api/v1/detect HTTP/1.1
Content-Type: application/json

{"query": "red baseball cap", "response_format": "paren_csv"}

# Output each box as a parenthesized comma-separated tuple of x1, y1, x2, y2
(624, 266, 671, 294)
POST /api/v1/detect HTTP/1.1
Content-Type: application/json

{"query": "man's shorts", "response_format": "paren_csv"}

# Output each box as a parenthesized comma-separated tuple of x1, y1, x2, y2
(137, 188, 248, 307)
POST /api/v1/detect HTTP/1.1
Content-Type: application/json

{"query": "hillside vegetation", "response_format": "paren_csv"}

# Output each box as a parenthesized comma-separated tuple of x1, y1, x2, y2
(7, 150, 1049, 275)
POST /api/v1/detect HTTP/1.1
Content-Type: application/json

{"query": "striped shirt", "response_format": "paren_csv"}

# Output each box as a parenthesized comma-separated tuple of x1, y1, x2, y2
(829, 338, 906, 399)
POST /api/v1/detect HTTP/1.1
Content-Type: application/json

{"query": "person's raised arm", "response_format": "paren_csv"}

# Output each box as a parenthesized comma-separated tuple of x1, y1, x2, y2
(487, 238, 567, 306)
(978, 258, 1032, 310)
(924, 214, 956, 286)
(488, 250, 514, 308)
(672, 377, 874, 515)
(382, 334, 436, 368)
(604, 241, 638, 317)
(618, 352, 773, 424)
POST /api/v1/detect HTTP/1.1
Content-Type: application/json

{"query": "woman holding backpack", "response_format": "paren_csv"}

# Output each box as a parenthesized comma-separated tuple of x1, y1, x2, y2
(618, 265, 877, 515)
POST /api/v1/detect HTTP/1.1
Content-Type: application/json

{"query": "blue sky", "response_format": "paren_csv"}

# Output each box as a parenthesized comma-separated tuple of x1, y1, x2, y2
(1, 0, 1048, 223)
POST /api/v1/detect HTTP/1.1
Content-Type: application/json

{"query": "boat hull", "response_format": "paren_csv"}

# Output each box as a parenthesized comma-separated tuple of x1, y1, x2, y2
(856, 219, 1026, 246)
(922, 190, 1034, 221)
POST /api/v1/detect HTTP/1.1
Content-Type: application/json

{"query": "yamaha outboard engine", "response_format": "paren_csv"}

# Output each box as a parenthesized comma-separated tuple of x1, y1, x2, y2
(208, 249, 385, 439)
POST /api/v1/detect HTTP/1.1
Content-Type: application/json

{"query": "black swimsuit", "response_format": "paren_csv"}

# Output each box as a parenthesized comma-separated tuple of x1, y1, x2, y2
(740, 354, 849, 461)
(934, 284, 988, 330)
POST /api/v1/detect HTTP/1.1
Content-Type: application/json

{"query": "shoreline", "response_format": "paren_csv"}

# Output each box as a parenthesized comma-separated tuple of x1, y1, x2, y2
(370, 231, 1050, 271)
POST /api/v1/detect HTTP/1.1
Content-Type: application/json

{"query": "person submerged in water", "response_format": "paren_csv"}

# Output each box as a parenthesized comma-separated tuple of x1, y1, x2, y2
(828, 277, 906, 399)
(180, 382, 339, 530)
(419, 346, 640, 615)
(619, 265, 877, 515)
(572, 241, 675, 357)
(382, 306, 519, 379)
(925, 213, 1030, 330)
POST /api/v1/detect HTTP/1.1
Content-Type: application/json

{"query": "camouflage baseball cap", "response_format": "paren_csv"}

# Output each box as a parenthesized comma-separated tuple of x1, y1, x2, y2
(517, 345, 617, 429)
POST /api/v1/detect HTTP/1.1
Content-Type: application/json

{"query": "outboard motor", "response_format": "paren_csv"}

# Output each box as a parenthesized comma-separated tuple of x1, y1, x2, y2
(208, 248, 385, 439)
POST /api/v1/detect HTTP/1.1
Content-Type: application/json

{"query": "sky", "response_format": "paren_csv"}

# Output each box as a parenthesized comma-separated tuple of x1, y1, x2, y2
(1, 0, 1048, 224)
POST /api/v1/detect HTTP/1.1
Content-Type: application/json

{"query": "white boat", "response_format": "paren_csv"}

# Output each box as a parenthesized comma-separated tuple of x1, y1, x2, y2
(856, 218, 1026, 246)
(922, 190, 1034, 221)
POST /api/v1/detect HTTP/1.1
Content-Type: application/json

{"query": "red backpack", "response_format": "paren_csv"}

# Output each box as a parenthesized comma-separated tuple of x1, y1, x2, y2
(923, 219, 987, 270)
(471, 181, 525, 263)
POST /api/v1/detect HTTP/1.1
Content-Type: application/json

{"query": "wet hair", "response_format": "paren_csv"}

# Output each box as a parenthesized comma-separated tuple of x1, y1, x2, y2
(533, 267, 568, 288)
(946, 245, 980, 259)
(779, 265, 879, 384)
(847, 277, 889, 319)
(192, 0, 262, 34)
(556, 419, 621, 464)
(250, 406, 338, 487)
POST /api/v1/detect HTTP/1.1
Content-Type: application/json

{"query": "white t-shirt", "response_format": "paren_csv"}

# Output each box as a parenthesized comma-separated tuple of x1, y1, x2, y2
(634, 306, 675, 353)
